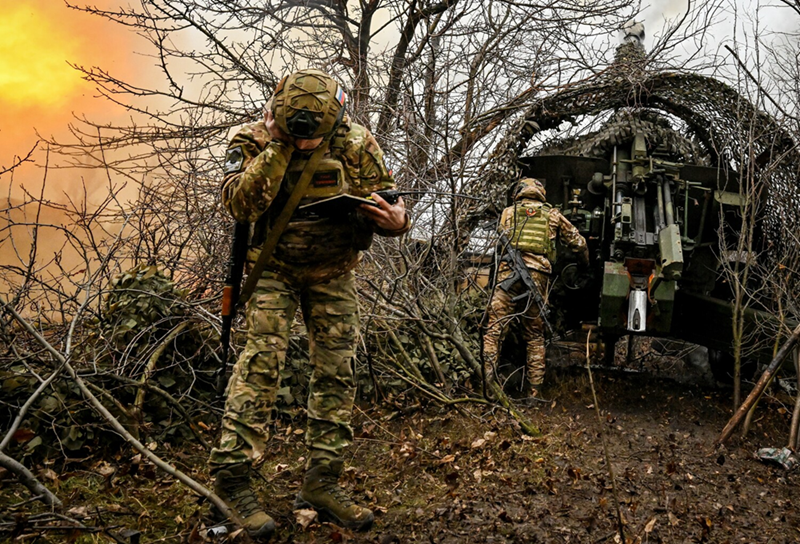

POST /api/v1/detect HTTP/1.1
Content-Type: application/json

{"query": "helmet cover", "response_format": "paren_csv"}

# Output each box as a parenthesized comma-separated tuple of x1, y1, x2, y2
(271, 69, 346, 139)
(515, 177, 547, 201)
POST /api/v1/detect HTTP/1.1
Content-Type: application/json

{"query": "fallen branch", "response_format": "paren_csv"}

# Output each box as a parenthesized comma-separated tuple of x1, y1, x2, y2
(716, 324, 800, 446)
(385, 326, 426, 382)
(133, 321, 190, 417)
(0, 297, 252, 541)
(0, 451, 61, 507)
(1, 362, 66, 452)
(105, 373, 212, 450)
(429, 327, 540, 436)
(378, 362, 488, 407)
(419, 332, 448, 391)
(789, 349, 800, 450)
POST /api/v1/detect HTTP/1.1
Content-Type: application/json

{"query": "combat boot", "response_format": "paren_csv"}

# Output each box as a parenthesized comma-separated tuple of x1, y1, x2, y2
(212, 463, 276, 540)
(294, 459, 374, 531)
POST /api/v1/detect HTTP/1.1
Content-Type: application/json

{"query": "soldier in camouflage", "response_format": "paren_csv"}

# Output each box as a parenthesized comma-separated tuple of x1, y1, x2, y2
(483, 178, 588, 398)
(210, 69, 410, 539)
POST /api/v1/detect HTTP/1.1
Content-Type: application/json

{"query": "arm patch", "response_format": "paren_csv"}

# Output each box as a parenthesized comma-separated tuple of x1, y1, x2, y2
(223, 145, 245, 174)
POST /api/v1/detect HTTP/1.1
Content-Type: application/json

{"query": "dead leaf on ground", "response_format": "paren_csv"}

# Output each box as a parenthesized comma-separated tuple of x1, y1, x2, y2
(567, 467, 581, 483)
(668, 512, 680, 526)
(644, 516, 657, 533)
(67, 506, 90, 519)
(294, 508, 318, 529)
(471, 438, 486, 449)
(12, 428, 35, 443)
(40, 468, 59, 482)
(187, 523, 204, 544)
(96, 461, 115, 477)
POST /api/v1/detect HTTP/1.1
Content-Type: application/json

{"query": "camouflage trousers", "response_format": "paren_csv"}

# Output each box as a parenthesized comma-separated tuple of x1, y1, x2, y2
(209, 269, 358, 468)
(483, 267, 549, 388)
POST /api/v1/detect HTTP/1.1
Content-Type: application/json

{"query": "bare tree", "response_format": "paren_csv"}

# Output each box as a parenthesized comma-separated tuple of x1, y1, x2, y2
(23, 1, 800, 534)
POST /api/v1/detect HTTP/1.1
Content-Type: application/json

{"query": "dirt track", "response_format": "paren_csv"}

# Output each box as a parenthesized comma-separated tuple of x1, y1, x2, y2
(249, 367, 799, 544)
(2, 366, 798, 543)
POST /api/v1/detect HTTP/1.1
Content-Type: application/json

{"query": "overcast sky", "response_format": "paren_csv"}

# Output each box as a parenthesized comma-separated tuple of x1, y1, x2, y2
(643, 0, 798, 46)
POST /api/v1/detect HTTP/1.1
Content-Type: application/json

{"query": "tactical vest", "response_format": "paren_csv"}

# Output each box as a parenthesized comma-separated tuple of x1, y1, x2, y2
(509, 203, 554, 260)
(252, 127, 373, 265)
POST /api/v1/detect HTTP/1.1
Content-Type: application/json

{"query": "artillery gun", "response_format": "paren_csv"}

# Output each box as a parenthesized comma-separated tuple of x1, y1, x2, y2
(521, 118, 755, 364)
(467, 26, 800, 374)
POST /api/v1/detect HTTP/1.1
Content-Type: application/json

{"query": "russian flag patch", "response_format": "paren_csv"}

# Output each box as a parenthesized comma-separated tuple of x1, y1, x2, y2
(335, 86, 346, 106)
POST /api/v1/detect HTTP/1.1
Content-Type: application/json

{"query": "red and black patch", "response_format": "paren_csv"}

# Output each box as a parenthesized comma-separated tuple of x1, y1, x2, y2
(312, 170, 340, 187)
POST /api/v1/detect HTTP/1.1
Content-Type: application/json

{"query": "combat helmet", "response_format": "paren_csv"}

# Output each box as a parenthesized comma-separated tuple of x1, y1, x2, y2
(515, 177, 546, 201)
(270, 69, 347, 139)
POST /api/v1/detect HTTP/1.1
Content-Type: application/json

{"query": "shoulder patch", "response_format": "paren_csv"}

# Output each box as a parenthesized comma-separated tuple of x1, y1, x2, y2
(223, 145, 245, 174)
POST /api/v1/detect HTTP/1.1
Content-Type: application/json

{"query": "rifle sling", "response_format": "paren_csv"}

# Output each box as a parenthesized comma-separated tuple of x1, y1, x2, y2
(239, 139, 331, 304)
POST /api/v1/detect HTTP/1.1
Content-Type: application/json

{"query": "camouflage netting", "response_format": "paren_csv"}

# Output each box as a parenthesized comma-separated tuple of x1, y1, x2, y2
(4, 265, 225, 457)
(539, 110, 710, 165)
(96, 264, 186, 348)
(462, 48, 800, 259)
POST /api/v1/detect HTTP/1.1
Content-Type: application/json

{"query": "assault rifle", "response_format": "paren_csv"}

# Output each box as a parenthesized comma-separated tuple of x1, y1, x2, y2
(496, 231, 556, 339)
(297, 189, 482, 215)
(216, 221, 250, 396)
(368, 189, 483, 205)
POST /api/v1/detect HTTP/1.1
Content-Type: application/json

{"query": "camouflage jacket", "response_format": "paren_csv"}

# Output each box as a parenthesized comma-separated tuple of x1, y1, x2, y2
(498, 198, 588, 274)
(221, 116, 410, 283)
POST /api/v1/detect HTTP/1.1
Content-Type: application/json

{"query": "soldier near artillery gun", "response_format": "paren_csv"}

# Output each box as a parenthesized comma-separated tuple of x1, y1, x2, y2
(483, 178, 589, 398)
(211, 69, 410, 539)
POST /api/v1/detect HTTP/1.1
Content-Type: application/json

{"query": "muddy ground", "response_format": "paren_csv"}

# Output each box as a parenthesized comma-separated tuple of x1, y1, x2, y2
(2, 363, 799, 543)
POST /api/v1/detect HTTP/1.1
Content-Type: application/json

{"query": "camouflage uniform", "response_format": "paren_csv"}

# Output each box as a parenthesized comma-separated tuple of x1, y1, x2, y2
(483, 179, 587, 391)
(210, 116, 410, 469)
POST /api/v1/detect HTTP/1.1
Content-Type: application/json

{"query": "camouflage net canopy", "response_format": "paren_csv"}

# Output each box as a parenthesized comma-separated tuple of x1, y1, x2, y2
(88, 264, 216, 386)
(93, 264, 187, 359)
(539, 110, 710, 166)
(2, 265, 221, 457)
(462, 42, 800, 254)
